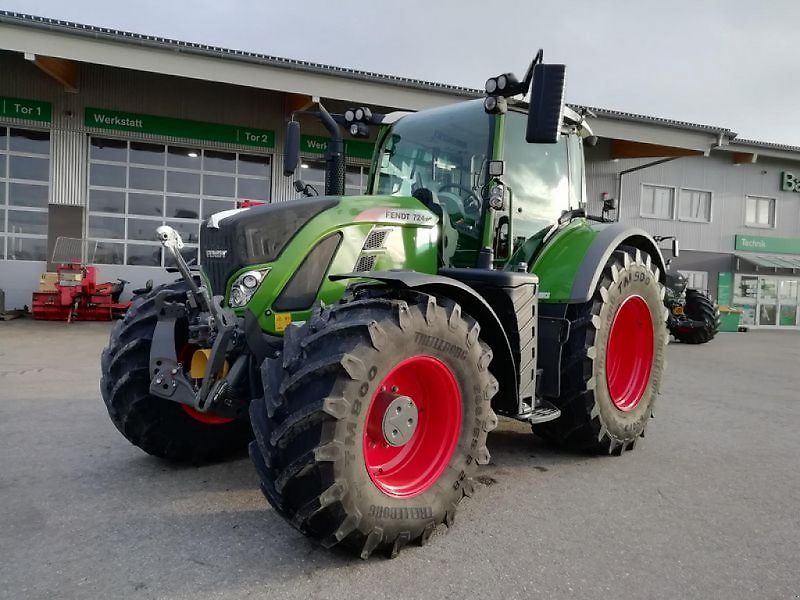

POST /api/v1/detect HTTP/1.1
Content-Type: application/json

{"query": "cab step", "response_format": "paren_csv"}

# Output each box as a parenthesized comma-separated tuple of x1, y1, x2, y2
(514, 399, 562, 424)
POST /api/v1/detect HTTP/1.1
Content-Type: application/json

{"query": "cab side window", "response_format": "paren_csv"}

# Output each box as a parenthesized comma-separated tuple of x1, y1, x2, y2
(503, 111, 570, 243)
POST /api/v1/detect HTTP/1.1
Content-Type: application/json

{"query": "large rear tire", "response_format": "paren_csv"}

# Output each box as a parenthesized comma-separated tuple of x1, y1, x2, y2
(533, 249, 668, 453)
(100, 281, 253, 463)
(249, 289, 498, 558)
(670, 289, 719, 344)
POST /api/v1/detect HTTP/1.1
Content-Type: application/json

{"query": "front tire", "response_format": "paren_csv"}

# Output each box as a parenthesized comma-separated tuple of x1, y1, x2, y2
(100, 281, 253, 463)
(533, 249, 668, 453)
(249, 289, 498, 558)
(670, 289, 719, 344)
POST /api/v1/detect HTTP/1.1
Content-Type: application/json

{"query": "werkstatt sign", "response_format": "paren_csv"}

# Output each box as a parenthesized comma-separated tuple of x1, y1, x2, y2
(85, 108, 274, 149)
(300, 134, 375, 160)
(1, 96, 52, 123)
(735, 234, 800, 255)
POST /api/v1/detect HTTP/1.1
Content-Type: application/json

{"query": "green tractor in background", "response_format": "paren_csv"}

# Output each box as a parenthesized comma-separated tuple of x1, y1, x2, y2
(100, 52, 669, 558)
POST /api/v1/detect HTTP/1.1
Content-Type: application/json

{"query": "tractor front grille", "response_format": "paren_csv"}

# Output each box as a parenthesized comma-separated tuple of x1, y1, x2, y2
(200, 225, 238, 295)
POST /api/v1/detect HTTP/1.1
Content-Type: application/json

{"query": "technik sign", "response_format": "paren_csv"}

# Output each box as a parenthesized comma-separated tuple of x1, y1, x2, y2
(735, 234, 800, 255)
(781, 171, 800, 192)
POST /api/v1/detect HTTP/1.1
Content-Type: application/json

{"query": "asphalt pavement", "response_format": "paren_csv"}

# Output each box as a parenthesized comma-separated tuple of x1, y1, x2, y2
(0, 320, 798, 600)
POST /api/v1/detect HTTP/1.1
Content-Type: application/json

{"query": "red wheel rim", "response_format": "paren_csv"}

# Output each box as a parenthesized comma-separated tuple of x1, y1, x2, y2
(605, 295, 654, 412)
(363, 355, 462, 498)
(177, 344, 234, 425)
(181, 405, 234, 425)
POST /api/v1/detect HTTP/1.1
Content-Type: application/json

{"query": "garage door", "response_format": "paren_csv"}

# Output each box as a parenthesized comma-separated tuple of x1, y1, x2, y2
(0, 127, 50, 261)
(86, 137, 271, 266)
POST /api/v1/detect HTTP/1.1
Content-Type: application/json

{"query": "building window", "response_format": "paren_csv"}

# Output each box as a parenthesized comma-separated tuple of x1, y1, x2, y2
(299, 160, 367, 196)
(87, 137, 271, 266)
(678, 188, 712, 222)
(678, 270, 709, 294)
(744, 195, 775, 228)
(640, 184, 675, 219)
(0, 127, 51, 261)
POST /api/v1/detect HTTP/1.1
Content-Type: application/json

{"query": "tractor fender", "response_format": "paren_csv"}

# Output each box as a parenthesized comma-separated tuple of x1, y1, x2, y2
(331, 270, 519, 415)
(569, 224, 667, 303)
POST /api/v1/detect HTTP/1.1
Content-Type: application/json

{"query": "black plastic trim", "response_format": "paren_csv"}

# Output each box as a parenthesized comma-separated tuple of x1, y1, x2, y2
(273, 232, 343, 312)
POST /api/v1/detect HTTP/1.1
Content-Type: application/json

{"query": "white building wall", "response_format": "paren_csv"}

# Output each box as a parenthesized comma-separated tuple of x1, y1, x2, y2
(585, 140, 800, 253)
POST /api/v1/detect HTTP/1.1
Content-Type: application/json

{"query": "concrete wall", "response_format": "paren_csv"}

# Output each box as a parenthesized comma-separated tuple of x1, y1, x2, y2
(0, 260, 45, 309)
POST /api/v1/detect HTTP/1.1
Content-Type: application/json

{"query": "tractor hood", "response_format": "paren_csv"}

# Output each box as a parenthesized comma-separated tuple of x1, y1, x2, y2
(200, 197, 340, 295)
(200, 195, 438, 297)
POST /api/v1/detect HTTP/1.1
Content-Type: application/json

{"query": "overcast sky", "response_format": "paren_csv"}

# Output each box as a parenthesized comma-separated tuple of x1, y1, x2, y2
(3, 0, 799, 145)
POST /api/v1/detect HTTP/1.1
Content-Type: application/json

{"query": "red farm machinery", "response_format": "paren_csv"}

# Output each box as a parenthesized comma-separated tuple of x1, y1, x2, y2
(32, 238, 131, 322)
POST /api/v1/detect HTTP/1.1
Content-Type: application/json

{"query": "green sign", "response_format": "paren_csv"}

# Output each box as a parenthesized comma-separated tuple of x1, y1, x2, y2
(85, 108, 274, 149)
(1, 96, 52, 123)
(735, 234, 800, 255)
(781, 171, 799, 193)
(300, 134, 375, 160)
(717, 272, 733, 306)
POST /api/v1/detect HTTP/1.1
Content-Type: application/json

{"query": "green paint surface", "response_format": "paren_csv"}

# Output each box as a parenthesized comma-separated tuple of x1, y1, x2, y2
(0, 96, 51, 123)
(531, 220, 601, 303)
(300, 134, 374, 160)
(85, 107, 275, 148)
(734, 234, 800, 255)
(717, 272, 733, 306)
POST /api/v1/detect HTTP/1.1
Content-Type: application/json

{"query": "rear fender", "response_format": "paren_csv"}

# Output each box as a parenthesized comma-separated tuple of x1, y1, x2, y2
(532, 221, 667, 304)
(569, 225, 667, 303)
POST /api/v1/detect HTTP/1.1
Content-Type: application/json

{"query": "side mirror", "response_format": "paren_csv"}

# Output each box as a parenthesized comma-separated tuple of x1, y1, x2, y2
(672, 238, 680, 258)
(283, 121, 301, 176)
(526, 63, 566, 144)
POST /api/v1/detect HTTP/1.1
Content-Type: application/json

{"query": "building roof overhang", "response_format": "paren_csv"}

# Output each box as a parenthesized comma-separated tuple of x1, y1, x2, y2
(0, 11, 476, 111)
(735, 253, 800, 272)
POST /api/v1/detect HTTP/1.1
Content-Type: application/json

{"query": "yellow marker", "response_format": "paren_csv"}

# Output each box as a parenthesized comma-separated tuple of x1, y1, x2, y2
(274, 312, 292, 332)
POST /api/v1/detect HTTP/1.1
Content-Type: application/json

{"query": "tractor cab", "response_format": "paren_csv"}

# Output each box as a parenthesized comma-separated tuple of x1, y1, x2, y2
(367, 98, 593, 269)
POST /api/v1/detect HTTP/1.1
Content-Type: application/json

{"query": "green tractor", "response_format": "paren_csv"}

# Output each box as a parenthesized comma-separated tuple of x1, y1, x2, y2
(100, 53, 669, 558)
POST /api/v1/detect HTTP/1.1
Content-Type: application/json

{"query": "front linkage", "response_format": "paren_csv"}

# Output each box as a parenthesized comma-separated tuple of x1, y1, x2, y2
(148, 225, 255, 420)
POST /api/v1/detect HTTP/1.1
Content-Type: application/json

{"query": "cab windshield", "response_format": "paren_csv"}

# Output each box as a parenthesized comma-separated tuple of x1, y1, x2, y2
(374, 100, 494, 266)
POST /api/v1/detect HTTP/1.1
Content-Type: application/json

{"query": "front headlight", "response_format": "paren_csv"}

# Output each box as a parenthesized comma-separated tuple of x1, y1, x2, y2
(229, 268, 269, 307)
